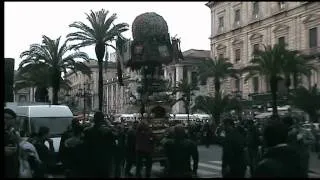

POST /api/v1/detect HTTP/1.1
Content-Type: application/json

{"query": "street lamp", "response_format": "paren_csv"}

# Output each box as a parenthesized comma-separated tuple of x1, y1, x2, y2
(76, 82, 92, 119)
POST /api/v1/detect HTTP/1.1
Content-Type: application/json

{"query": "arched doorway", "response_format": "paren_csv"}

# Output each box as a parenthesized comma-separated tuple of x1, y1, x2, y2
(151, 105, 166, 118)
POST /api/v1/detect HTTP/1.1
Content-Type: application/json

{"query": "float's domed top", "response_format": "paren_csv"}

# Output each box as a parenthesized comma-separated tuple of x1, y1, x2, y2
(132, 12, 169, 41)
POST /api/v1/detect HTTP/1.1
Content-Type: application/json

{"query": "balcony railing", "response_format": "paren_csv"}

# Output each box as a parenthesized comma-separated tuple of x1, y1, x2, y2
(300, 47, 320, 60)
(300, 47, 320, 55)
(231, 90, 242, 98)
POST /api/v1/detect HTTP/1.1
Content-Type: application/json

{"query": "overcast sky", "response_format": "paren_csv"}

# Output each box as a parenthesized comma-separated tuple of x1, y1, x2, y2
(5, 1, 211, 70)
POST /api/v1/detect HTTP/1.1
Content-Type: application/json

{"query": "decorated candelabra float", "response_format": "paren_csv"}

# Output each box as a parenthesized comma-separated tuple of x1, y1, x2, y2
(118, 12, 184, 166)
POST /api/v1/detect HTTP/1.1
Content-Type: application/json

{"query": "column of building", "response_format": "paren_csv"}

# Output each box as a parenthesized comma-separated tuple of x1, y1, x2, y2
(175, 64, 184, 113)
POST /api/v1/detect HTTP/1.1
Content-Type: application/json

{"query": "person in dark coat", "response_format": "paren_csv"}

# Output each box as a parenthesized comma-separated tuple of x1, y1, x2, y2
(282, 116, 309, 177)
(31, 126, 55, 175)
(124, 122, 138, 177)
(113, 123, 126, 178)
(82, 111, 116, 178)
(222, 119, 246, 178)
(59, 118, 79, 173)
(4, 108, 20, 178)
(246, 120, 261, 175)
(202, 123, 211, 148)
(163, 125, 199, 178)
(62, 120, 85, 177)
(135, 120, 154, 178)
(253, 120, 307, 178)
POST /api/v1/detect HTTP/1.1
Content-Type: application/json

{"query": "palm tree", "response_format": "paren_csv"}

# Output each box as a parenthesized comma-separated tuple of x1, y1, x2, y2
(281, 45, 317, 94)
(19, 35, 91, 105)
(242, 44, 285, 117)
(171, 79, 199, 123)
(15, 63, 71, 102)
(67, 9, 129, 111)
(290, 85, 320, 122)
(192, 91, 230, 125)
(198, 57, 238, 98)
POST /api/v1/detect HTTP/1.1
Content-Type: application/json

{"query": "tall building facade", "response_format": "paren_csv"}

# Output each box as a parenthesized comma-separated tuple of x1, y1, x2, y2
(64, 60, 118, 112)
(66, 49, 212, 114)
(206, 1, 320, 99)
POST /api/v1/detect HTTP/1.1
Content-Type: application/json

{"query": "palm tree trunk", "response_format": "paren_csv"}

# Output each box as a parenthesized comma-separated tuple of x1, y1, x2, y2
(293, 72, 299, 91)
(52, 70, 61, 105)
(214, 113, 220, 126)
(98, 60, 103, 111)
(285, 75, 291, 96)
(185, 102, 190, 125)
(307, 73, 312, 90)
(95, 43, 105, 112)
(270, 76, 278, 117)
(214, 78, 220, 98)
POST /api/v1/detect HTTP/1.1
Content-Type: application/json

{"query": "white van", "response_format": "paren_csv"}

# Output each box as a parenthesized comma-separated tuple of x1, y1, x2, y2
(169, 114, 196, 125)
(15, 105, 73, 152)
(117, 114, 138, 123)
(193, 114, 212, 123)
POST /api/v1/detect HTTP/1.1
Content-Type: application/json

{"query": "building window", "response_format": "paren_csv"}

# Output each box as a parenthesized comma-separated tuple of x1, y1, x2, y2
(173, 69, 176, 86)
(183, 67, 188, 81)
(218, 53, 224, 59)
(279, 2, 285, 9)
(253, 2, 259, 18)
(309, 27, 318, 48)
(191, 72, 198, 87)
(253, 77, 259, 93)
(253, 44, 260, 55)
(278, 36, 285, 46)
(159, 68, 164, 77)
(234, 9, 240, 26)
(218, 16, 224, 32)
(200, 78, 207, 86)
(235, 49, 241, 62)
(235, 79, 240, 91)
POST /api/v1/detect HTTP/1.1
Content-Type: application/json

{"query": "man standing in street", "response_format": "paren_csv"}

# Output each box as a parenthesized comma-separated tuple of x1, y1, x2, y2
(163, 125, 199, 178)
(4, 108, 21, 178)
(135, 120, 154, 178)
(253, 120, 307, 177)
(82, 111, 116, 178)
(222, 119, 246, 178)
(246, 120, 261, 175)
(124, 121, 138, 177)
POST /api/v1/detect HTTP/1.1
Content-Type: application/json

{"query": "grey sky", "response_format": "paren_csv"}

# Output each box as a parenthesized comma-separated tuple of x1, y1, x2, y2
(5, 1, 211, 70)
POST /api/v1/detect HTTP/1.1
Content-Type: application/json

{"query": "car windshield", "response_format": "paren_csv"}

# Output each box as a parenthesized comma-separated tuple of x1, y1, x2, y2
(30, 117, 72, 137)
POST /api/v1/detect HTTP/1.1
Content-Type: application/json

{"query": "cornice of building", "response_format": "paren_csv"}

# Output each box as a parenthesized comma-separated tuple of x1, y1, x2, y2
(205, 1, 219, 8)
(211, 3, 319, 41)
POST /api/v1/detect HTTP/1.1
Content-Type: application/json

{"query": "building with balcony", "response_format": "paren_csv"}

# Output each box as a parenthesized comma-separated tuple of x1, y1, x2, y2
(71, 49, 213, 114)
(64, 59, 118, 112)
(164, 49, 212, 113)
(206, 1, 320, 99)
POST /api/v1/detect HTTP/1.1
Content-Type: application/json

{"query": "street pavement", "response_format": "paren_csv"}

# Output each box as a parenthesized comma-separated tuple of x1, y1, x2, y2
(53, 144, 320, 178)
(132, 144, 223, 178)
(146, 144, 320, 178)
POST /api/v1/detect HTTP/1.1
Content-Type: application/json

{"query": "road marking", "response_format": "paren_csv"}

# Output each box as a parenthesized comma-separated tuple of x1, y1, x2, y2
(208, 161, 222, 165)
(151, 162, 220, 177)
(197, 169, 218, 176)
(309, 172, 320, 178)
(198, 162, 222, 171)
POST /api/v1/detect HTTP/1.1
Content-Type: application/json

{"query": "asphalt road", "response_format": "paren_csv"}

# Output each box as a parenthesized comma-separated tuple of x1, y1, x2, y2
(52, 144, 320, 178)
(142, 144, 223, 178)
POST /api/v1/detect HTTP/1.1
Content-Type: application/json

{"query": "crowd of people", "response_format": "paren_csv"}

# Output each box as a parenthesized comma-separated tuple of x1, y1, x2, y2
(4, 107, 320, 178)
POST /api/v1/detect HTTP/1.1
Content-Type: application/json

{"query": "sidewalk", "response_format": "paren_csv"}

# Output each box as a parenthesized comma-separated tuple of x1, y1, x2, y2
(309, 152, 320, 174)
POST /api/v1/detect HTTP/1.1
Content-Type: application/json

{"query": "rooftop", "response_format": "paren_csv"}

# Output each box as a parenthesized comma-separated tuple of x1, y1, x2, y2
(182, 49, 211, 59)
